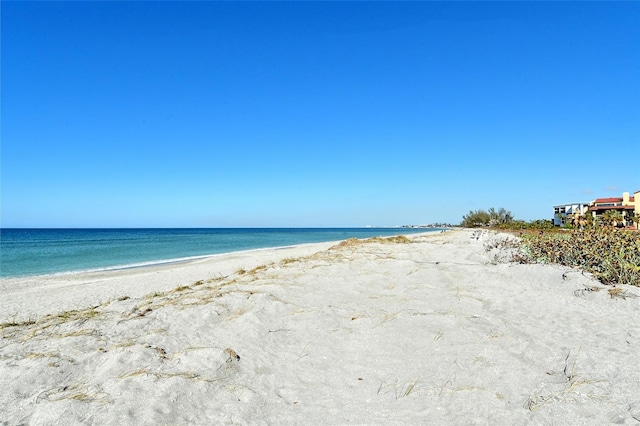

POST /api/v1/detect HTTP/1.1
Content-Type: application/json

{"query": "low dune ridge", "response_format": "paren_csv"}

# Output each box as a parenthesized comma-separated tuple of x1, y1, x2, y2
(1, 229, 639, 425)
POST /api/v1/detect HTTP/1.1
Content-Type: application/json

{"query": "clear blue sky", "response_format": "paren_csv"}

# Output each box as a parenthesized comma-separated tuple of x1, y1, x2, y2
(2, 1, 639, 227)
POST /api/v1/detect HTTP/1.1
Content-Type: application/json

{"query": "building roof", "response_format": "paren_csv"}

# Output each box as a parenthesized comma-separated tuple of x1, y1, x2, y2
(593, 196, 635, 204)
(593, 197, 623, 203)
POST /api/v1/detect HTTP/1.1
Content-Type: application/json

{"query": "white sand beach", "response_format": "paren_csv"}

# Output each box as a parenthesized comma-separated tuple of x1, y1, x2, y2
(1, 229, 639, 425)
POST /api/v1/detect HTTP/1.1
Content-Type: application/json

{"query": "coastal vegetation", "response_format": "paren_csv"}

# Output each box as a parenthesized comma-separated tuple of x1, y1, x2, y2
(519, 228, 640, 287)
(461, 207, 514, 227)
(462, 208, 640, 287)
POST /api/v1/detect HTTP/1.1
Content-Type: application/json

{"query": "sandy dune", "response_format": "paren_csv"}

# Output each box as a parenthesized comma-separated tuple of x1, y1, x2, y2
(1, 229, 639, 425)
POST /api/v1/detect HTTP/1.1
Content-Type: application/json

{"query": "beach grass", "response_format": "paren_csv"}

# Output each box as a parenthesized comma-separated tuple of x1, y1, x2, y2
(280, 257, 300, 265)
(333, 235, 412, 249)
(524, 349, 600, 412)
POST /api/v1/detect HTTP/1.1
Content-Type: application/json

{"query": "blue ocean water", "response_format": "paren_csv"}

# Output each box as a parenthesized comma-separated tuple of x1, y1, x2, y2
(0, 228, 443, 278)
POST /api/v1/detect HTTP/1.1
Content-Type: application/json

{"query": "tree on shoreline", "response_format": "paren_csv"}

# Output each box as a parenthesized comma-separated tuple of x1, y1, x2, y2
(461, 207, 514, 227)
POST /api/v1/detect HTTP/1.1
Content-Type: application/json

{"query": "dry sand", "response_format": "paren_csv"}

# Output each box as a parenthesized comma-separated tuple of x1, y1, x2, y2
(1, 229, 639, 425)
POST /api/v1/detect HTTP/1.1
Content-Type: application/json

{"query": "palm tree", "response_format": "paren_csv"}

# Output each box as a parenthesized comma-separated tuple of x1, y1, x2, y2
(612, 210, 623, 227)
(570, 211, 587, 230)
(579, 215, 589, 228)
(602, 210, 623, 227)
(632, 213, 640, 230)
(601, 210, 615, 227)
(586, 212, 596, 228)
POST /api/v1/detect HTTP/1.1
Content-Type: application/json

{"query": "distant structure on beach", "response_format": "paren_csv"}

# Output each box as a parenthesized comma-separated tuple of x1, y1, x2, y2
(553, 190, 640, 227)
(402, 223, 455, 229)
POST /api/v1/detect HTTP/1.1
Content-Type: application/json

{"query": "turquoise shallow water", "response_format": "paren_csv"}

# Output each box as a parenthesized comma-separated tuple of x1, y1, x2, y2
(0, 228, 443, 278)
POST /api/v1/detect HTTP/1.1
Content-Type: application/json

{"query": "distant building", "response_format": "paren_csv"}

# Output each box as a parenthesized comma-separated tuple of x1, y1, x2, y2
(553, 191, 640, 227)
(552, 203, 589, 226)
(587, 191, 639, 226)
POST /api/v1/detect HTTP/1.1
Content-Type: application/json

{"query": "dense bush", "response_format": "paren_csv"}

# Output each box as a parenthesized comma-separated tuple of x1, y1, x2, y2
(494, 219, 555, 230)
(460, 207, 639, 286)
(520, 228, 640, 287)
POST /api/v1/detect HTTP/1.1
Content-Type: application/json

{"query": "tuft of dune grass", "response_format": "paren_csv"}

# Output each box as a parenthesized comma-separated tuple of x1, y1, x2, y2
(332, 235, 412, 249)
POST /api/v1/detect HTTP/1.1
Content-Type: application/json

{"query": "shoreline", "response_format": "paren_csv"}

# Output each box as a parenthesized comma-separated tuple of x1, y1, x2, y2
(1, 227, 444, 280)
(0, 239, 342, 322)
(0, 231, 439, 321)
(2, 228, 639, 424)
(1, 241, 337, 281)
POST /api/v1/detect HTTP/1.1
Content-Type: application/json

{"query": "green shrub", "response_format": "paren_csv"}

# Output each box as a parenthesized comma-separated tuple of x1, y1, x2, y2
(520, 228, 640, 287)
